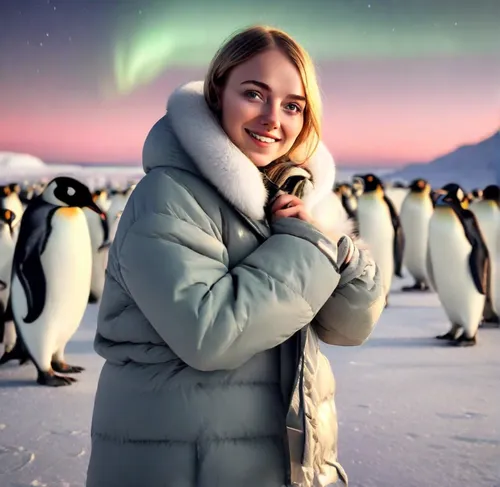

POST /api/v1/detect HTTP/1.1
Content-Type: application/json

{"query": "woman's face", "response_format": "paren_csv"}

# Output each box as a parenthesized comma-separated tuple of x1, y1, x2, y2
(220, 48, 306, 168)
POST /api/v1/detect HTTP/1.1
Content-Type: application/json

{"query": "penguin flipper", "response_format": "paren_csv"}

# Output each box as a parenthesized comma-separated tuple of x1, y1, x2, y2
(384, 195, 405, 276)
(341, 195, 357, 219)
(99, 211, 110, 246)
(461, 210, 489, 295)
(12, 201, 56, 324)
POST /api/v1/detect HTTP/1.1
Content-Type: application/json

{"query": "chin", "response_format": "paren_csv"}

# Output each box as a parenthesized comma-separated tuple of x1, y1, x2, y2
(244, 151, 274, 168)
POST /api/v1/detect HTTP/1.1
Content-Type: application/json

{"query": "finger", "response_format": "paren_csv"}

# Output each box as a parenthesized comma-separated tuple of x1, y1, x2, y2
(273, 206, 303, 220)
(270, 194, 303, 213)
(274, 206, 312, 221)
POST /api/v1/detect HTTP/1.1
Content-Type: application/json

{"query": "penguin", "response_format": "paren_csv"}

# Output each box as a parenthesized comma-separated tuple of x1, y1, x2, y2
(334, 183, 358, 219)
(399, 178, 434, 291)
(0, 208, 17, 356)
(469, 185, 500, 324)
(1, 183, 25, 239)
(0, 176, 107, 386)
(106, 185, 135, 224)
(334, 183, 359, 236)
(351, 177, 364, 199)
(84, 197, 111, 303)
(93, 188, 111, 213)
(385, 181, 409, 214)
(469, 188, 483, 203)
(354, 174, 405, 302)
(426, 184, 489, 346)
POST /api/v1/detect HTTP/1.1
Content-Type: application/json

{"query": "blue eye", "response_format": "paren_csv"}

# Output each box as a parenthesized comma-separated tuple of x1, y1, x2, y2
(286, 103, 302, 113)
(245, 90, 261, 100)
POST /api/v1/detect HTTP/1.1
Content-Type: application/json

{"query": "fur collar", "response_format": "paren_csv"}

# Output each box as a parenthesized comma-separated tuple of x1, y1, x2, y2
(166, 81, 337, 222)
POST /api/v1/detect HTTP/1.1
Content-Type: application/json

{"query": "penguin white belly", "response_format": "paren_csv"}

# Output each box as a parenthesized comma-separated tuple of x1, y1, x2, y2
(0, 226, 15, 311)
(4, 193, 24, 230)
(494, 220, 500, 315)
(385, 188, 408, 214)
(0, 227, 16, 351)
(12, 208, 92, 370)
(107, 195, 128, 224)
(357, 196, 394, 295)
(470, 202, 499, 314)
(429, 211, 485, 334)
(400, 196, 433, 282)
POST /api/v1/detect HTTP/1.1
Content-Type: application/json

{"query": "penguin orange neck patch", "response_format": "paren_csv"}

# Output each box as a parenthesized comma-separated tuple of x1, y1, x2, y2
(57, 207, 80, 217)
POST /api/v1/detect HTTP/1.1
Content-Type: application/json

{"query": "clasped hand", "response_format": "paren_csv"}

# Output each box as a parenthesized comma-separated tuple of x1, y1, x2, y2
(270, 194, 312, 223)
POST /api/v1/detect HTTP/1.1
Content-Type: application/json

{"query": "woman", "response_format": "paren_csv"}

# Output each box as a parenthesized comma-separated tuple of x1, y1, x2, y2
(86, 25, 385, 487)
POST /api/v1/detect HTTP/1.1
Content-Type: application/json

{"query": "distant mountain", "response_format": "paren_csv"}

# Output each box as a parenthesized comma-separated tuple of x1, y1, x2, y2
(387, 130, 500, 191)
(0, 151, 143, 187)
(0, 151, 46, 169)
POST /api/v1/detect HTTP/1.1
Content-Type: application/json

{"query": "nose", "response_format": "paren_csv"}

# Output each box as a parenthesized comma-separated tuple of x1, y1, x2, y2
(260, 100, 280, 130)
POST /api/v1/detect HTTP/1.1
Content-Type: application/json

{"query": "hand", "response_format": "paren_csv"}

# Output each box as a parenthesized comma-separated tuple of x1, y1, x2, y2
(270, 194, 312, 223)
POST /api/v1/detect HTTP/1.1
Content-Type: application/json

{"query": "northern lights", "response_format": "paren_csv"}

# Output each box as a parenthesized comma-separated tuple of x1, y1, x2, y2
(1, 0, 499, 166)
(112, 0, 500, 94)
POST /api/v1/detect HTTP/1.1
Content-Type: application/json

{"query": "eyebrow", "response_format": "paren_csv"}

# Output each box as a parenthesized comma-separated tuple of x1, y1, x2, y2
(240, 79, 306, 102)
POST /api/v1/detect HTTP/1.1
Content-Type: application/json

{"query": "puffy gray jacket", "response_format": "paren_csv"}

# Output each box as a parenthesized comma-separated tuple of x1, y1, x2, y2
(86, 81, 385, 487)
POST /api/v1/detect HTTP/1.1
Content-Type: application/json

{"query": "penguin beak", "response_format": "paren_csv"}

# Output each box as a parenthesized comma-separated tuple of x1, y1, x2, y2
(86, 200, 106, 220)
(85, 199, 111, 249)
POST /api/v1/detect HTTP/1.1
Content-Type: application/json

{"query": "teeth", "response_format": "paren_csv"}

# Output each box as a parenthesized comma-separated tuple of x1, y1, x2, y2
(250, 131, 276, 143)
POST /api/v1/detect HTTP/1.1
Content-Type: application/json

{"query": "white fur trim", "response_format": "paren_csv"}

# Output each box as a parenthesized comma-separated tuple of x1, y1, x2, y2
(167, 81, 337, 221)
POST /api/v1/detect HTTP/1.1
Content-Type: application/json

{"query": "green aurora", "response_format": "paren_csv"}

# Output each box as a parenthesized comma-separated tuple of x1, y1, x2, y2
(112, 0, 499, 95)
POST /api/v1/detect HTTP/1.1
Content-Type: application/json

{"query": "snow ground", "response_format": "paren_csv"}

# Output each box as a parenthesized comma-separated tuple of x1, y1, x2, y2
(0, 276, 499, 487)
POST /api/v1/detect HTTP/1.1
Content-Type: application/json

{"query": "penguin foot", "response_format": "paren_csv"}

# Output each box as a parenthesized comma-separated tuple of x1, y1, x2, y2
(51, 361, 85, 374)
(402, 282, 429, 292)
(0, 341, 31, 366)
(480, 317, 500, 327)
(435, 331, 457, 340)
(37, 370, 77, 387)
(453, 335, 476, 347)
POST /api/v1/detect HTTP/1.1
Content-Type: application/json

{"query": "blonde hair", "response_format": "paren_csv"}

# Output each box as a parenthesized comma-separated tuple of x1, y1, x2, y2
(204, 25, 322, 164)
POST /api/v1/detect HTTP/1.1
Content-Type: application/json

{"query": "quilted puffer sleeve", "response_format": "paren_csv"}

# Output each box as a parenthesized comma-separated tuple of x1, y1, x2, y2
(312, 235, 385, 346)
(117, 194, 343, 372)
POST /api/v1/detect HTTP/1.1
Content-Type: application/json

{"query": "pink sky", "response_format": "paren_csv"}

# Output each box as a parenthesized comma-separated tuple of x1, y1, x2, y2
(2, 58, 498, 166)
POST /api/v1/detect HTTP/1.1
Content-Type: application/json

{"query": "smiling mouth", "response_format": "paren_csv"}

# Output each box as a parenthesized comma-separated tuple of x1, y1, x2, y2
(245, 129, 281, 144)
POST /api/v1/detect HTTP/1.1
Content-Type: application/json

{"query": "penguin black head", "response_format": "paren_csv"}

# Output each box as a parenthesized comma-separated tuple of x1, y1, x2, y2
(482, 185, 500, 205)
(354, 174, 384, 193)
(0, 185, 11, 197)
(471, 188, 483, 200)
(335, 183, 353, 197)
(436, 183, 466, 209)
(42, 176, 107, 219)
(92, 189, 108, 202)
(392, 181, 406, 189)
(0, 208, 16, 232)
(8, 183, 21, 194)
(409, 178, 429, 193)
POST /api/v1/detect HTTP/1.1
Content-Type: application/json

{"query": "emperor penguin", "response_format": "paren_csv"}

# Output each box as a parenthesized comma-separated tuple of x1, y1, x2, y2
(385, 181, 409, 214)
(0, 184, 24, 238)
(0, 209, 17, 356)
(427, 184, 489, 346)
(92, 189, 111, 213)
(335, 183, 358, 218)
(334, 183, 358, 235)
(84, 196, 111, 303)
(0, 176, 107, 386)
(399, 179, 434, 291)
(107, 185, 135, 224)
(354, 174, 405, 303)
(469, 184, 500, 324)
